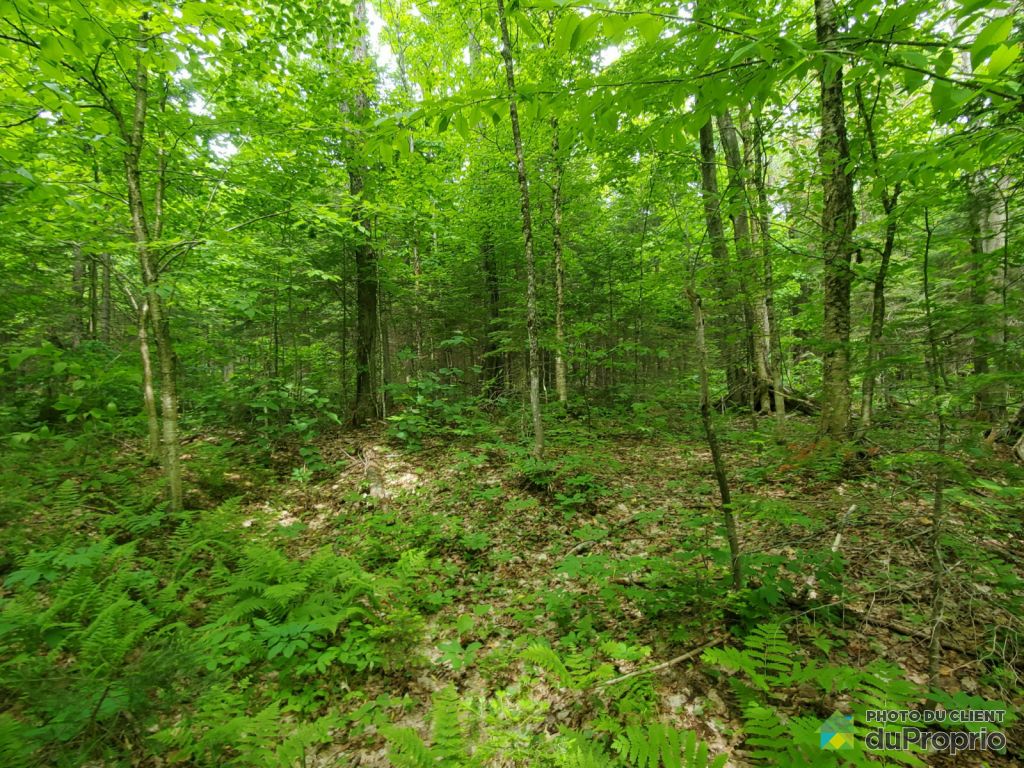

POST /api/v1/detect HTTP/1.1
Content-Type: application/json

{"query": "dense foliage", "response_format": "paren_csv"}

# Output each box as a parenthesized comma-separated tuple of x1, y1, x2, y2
(1, 0, 1023, 765)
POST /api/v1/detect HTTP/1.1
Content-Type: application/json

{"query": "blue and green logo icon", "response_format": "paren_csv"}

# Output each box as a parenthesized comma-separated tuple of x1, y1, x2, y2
(819, 711, 855, 750)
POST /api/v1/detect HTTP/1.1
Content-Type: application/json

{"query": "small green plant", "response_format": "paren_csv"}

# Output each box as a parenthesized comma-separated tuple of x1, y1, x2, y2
(704, 623, 922, 765)
(204, 546, 427, 675)
(386, 367, 483, 448)
(385, 685, 476, 768)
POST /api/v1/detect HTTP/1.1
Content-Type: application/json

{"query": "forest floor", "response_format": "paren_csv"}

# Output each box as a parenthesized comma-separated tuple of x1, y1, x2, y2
(188, 411, 1024, 766)
(3, 410, 1023, 767)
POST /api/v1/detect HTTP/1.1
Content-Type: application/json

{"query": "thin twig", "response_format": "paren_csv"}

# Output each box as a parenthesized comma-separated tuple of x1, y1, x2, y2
(595, 635, 727, 689)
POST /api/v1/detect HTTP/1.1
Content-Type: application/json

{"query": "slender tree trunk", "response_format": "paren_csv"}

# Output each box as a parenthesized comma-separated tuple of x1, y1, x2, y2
(124, 32, 183, 512)
(815, 0, 857, 439)
(967, 172, 1006, 420)
(411, 233, 423, 377)
(88, 255, 98, 340)
(717, 110, 771, 414)
(854, 84, 901, 436)
(100, 253, 112, 343)
(71, 244, 85, 348)
(749, 115, 785, 425)
(348, 0, 380, 426)
(697, 119, 742, 405)
(138, 302, 161, 460)
(688, 286, 742, 591)
(921, 209, 947, 690)
(551, 117, 568, 405)
(340, 278, 349, 411)
(496, 0, 544, 458)
(481, 235, 504, 397)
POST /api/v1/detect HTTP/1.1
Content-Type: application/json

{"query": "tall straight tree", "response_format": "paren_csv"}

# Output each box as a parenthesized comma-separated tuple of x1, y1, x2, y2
(551, 116, 568, 405)
(346, 0, 381, 426)
(91, 24, 185, 512)
(815, 0, 857, 438)
(716, 109, 771, 414)
(496, 0, 544, 458)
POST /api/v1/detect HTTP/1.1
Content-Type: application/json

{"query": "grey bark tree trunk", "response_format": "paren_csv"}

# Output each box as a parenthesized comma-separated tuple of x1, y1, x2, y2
(481, 235, 504, 398)
(71, 243, 85, 348)
(138, 302, 161, 460)
(967, 172, 1006, 420)
(751, 116, 786, 426)
(688, 286, 742, 591)
(123, 34, 183, 511)
(497, 0, 544, 459)
(717, 110, 771, 414)
(88, 255, 98, 340)
(698, 119, 744, 405)
(815, 0, 857, 439)
(551, 117, 568, 405)
(117, 279, 161, 461)
(101, 253, 112, 343)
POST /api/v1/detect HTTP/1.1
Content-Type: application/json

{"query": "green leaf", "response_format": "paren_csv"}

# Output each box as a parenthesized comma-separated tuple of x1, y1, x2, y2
(635, 14, 664, 45)
(554, 12, 579, 54)
(971, 16, 1013, 58)
(986, 42, 1020, 76)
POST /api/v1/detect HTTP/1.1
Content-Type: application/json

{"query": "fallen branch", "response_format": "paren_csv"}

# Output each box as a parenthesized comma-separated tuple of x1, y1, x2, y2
(595, 635, 727, 689)
(841, 605, 971, 655)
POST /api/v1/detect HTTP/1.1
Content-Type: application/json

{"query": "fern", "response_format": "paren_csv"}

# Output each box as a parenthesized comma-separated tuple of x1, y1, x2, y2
(705, 623, 925, 766)
(204, 545, 425, 673)
(385, 684, 478, 768)
(611, 723, 727, 768)
(522, 642, 574, 687)
(521, 642, 615, 689)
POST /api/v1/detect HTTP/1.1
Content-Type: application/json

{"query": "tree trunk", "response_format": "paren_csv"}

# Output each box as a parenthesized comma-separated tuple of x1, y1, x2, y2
(71, 243, 85, 348)
(551, 117, 568, 405)
(697, 119, 745, 406)
(921, 209, 947, 690)
(100, 253, 112, 343)
(967, 172, 1006, 420)
(138, 302, 161, 460)
(481, 235, 504, 398)
(124, 31, 183, 512)
(853, 84, 901, 436)
(717, 110, 771, 414)
(496, 0, 544, 459)
(749, 115, 785, 425)
(411, 233, 423, 377)
(688, 286, 742, 591)
(88, 254, 98, 340)
(815, 0, 857, 439)
(349, 0, 380, 426)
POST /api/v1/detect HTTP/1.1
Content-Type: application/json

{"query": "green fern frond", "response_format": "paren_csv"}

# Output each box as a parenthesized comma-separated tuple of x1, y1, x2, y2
(384, 726, 440, 768)
(430, 684, 465, 759)
(612, 723, 726, 768)
(522, 642, 573, 687)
